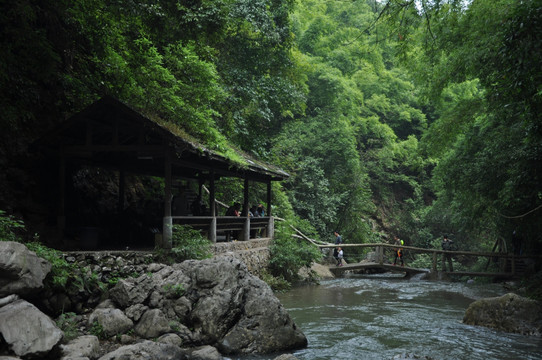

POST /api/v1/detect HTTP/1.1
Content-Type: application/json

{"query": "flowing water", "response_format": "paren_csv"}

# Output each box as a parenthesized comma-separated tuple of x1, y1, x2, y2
(232, 273, 542, 360)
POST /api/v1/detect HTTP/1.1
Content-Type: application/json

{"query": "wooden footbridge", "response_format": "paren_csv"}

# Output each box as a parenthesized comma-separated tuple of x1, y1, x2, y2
(286, 222, 537, 280)
(315, 242, 533, 279)
(306, 243, 540, 279)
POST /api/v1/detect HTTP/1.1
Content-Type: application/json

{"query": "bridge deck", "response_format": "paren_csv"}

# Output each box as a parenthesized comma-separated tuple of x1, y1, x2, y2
(329, 262, 429, 275)
(328, 262, 520, 279)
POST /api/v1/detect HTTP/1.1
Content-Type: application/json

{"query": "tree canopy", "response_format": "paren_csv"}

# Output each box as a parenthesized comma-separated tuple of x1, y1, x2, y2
(1, 0, 541, 256)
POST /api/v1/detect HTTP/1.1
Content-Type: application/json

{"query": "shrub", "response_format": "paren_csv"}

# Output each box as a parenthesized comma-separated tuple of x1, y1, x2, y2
(157, 224, 212, 263)
(56, 312, 80, 341)
(268, 220, 322, 283)
(0, 209, 25, 242)
(259, 269, 291, 292)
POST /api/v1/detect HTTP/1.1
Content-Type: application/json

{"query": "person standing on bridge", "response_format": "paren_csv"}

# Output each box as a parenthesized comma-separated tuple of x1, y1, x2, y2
(337, 247, 344, 266)
(393, 235, 404, 266)
(441, 235, 454, 272)
(333, 231, 343, 263)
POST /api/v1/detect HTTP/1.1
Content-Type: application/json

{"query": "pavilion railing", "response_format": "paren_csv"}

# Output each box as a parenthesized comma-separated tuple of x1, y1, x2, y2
(166, 216, 274, 243)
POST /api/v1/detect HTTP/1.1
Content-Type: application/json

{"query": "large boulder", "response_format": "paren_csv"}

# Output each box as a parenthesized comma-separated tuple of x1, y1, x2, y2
(109, 256, 307, 354)
(97, 340, 186, 360)
(463, 292, 542, 335)
(0, 241, 51, 296)
(0, 299, 63, 357)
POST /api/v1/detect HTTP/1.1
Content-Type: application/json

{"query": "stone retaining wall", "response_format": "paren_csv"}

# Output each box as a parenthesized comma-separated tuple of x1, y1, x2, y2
(213, 238, 273, 276)
(64, 238, 273, 282)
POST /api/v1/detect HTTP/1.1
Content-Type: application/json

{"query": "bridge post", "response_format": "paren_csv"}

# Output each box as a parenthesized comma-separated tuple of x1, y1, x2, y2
(432, 251, 437, 273)
(377, 246, 384, 265)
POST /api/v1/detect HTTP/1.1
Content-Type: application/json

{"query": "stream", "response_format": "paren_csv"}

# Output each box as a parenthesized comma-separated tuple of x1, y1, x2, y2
(233, 273, 542, 360)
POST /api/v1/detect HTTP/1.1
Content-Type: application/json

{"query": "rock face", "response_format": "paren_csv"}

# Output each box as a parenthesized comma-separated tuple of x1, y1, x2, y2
(109, 255, 307, 354)
(0, 299, 63, 357)
(463, 292, 542, 335)
(0, 241, 51, 296)
(97, 340, 187, 360)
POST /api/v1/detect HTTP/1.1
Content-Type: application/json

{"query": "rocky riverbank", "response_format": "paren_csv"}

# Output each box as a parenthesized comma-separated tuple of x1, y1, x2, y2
(0, 241, 306, 359)
(463, 292, 542, 336)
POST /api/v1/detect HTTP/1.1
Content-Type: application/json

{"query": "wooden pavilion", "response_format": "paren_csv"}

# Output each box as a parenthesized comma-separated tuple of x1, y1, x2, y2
(34, 96, 288, 249)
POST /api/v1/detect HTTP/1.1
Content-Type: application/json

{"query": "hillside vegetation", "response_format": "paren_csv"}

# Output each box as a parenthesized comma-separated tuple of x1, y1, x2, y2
(1, 0, 540, 260)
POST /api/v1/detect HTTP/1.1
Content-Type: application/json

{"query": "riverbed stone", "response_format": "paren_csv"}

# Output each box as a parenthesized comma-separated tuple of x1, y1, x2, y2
(273, 355, 299, 360)
(463, 292, 542, 335)
(0, 241, 52, 296)
(0, 299, 63, 357)
(187, 345, 223, 360)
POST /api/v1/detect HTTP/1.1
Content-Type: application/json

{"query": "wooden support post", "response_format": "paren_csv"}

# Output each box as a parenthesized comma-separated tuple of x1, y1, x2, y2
(243, 217, 250, 241)
(209, 172, 216, 243)
(432, 251, 437, 274)
(162, 152, 172, 249)
(243, 177, 249, 216)
(266, 181, 272, 216)
(266, 181, 273, 238)
(377, 246, 383, 265)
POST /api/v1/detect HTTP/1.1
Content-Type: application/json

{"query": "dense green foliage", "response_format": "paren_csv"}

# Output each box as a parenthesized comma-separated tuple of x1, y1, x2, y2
(160, 224, 213, 263)
(1, 0, 541, 279)
(269, 220, 323, 282)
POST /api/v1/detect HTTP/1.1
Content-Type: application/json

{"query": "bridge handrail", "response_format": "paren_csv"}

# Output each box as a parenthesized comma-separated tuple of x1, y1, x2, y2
(317, 242, 539, 259)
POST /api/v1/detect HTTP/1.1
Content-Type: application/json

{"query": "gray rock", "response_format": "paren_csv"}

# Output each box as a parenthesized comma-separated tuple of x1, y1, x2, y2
(0, 356, 23, 360)
(103, 255, 306, 354)
(95, 299, 116, 309)
(180, 256, 307, 354)
(0, 241, 52, 296)
(119, 334, 135, 344)
(0, 294, 19, 307)
(188, 345, 223, 360)
(135, 308, 171, 338)
(0, 299, 63, 357)
(97, 340, 187, 360)
(60, 335, 100, 360)
(463, 292, 542, 335)
(109, 275, 154, 308)
(125, 303, 149, 321)
(156, 333, 183, 347)
(273, 355, 299, 360)
(88, 308, 133, 338)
